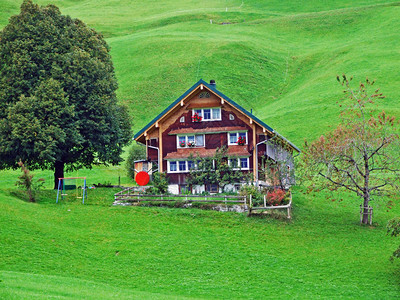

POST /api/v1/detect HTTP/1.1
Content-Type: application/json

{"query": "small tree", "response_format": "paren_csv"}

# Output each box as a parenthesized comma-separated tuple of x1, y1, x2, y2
(302, 76, 400, 224)
(126, 144, 146, 180)
(15, 161, 45, 202)
(186, 146, 248, 192)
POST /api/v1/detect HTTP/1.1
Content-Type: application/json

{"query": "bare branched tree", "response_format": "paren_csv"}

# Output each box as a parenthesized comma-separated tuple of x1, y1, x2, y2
(301, 75, 400, 224)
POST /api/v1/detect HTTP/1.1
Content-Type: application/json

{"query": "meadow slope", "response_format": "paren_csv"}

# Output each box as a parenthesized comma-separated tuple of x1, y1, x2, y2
(0, 0, 399, 144)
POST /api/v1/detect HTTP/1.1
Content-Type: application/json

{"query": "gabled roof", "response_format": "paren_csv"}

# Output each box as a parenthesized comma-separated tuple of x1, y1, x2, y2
(134, 79, 300, 152)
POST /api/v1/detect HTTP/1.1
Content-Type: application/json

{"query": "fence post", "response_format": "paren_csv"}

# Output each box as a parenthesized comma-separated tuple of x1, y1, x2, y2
(250, 194, 252, 207)
(263, 195, 266, 207)
(360, 205, 362, 224)
(370, 206, 373, 225)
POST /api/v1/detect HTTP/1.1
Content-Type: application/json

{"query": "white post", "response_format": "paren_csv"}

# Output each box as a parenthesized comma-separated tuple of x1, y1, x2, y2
(263, 195, 266, 207)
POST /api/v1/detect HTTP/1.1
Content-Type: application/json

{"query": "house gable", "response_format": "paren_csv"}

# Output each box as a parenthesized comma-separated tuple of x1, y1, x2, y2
(134, 79, 299, 153)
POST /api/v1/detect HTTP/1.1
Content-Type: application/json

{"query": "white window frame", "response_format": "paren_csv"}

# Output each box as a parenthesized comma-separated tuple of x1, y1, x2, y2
(192, 107, 221, 122)
(169, 161, 178, 172)
(227, 131, 248, 145)
(167, 160, 196, 173)
(176, 134, 205, 148)
(228, 157, 250, 170)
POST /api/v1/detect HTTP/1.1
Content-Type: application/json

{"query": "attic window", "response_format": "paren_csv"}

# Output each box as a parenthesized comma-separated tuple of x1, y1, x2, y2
(199, 92, 210, 98)
(180, 116, 185, 123)
(229, 114, 235, 120)
(193, 108, 221, 121)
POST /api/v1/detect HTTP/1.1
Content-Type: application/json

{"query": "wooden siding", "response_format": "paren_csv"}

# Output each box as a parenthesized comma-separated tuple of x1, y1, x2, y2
(140, 84, 277, 184)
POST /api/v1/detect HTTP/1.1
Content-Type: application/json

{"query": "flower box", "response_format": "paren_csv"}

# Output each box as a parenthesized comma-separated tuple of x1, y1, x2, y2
(237, 136, 246, 145)
(192, 113, 202, 122)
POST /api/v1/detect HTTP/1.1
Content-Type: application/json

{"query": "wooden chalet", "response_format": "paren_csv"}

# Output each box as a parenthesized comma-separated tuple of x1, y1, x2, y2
(134, 79, 300, 194)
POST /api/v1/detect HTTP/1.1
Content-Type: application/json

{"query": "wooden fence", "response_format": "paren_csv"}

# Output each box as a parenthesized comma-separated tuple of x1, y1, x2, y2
(114, 187, 247, 205)
(114, 187, 293, 218)
(248, 190, 293, 219)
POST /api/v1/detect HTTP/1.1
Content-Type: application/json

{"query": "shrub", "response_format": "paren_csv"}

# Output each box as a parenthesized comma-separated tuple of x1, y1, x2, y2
(145, 172, 169, 194)
(239, 184, 263, 206)
(266, 189, 286, 206)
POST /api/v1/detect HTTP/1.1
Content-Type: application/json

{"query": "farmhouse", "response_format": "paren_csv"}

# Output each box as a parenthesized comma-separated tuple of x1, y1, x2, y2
(134, 80, 300, 194)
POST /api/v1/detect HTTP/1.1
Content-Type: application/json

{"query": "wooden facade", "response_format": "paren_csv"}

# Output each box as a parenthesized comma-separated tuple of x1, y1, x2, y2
(134, 80, 300, 193)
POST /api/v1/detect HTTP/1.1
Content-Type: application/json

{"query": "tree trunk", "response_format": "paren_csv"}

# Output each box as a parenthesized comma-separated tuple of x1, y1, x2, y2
(361, 151, 371, 224)
(362, 193, 370, 224)
(54, 161, 64, 189)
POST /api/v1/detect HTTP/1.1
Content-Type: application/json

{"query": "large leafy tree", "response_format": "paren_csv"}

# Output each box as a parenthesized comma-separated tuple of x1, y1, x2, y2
(301, 76, 400, 224)
(0, 1, 132, 188)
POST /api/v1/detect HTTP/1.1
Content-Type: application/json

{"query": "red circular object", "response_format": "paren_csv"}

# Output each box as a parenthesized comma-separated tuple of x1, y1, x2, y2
(135, 171, 150, 186)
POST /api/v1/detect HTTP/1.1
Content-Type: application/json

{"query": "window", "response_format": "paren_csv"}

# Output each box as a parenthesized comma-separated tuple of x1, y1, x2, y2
(240, 158, 249, 169)
(199, 92, 210, 98)
(188, 160, 195, 170)
(203, 109, 211, 120)
(179, 184, 191, 194)
(177, 135, 205, 148)
(229, 158, 238, 168)
(179, 161, 186, 172)
(195, 135, 204, 147)
(169, 161, 177, 172)
(212, 108, 221, 120)
(228, 131, 248, 145)
(228, 157, 250, 170)
(149, 138, 158, 146)
(207, 184, 219, 193)
(168, 160, 197, 173)
(180, 116, 185, 123)
(192, 108, 221, 122)
(229, 114, 235, 120)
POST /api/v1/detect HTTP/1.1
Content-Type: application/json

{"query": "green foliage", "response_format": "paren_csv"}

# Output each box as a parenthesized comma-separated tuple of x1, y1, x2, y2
(0, 0, 132, 187)
(239, 184, 263, 206)
(186, 146, 247, 190)
(387, 217, 400, 261)
(146, 172, 169, 194)
(126, 144, 146, 180)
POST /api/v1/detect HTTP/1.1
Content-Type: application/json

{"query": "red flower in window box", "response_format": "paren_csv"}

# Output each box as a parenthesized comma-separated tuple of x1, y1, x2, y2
(192, 113, 202, 122)
(237, 136, 246, 145)
(179, 141, 186, 147)
(187, 141, 195, 147)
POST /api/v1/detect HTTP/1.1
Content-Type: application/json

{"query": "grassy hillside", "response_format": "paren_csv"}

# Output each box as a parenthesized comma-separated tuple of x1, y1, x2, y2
(1, 0, 399, 145)
(0, 187, 400, 298)
(1, 1, 400, 298)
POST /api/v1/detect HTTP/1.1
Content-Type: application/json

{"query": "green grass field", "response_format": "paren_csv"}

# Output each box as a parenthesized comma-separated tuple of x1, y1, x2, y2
(1, 187, 400, 298)
(1, 0, 400, 298)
